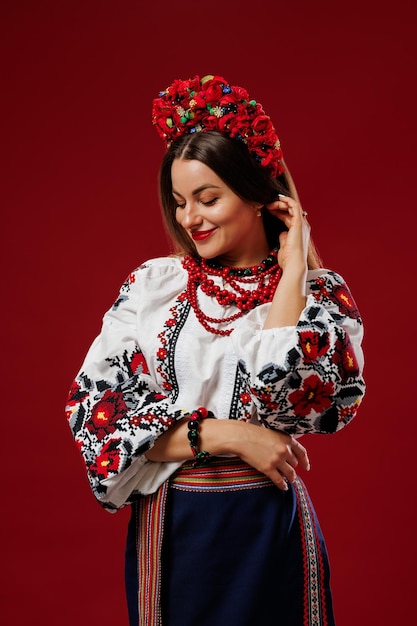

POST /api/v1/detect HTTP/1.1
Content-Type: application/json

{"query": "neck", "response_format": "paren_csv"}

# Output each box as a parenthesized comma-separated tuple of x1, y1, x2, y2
(210, 232, 272, 268)
(205, 247, 278, 273)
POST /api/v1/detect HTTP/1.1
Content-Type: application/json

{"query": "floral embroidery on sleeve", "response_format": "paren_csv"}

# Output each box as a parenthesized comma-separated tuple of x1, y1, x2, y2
(66, 346, 184, 507)
(236, 272, 365, 435)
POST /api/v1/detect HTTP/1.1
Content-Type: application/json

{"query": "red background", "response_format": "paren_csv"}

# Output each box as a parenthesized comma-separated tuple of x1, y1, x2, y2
(2, 1, 416, 623)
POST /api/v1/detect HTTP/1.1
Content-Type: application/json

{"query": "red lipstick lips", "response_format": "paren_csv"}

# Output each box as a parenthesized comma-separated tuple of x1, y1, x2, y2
(191, 229, 216, 241)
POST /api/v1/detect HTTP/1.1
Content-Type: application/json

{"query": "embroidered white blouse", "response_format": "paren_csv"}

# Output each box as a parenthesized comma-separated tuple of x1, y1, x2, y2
(66, 256, 365, 511)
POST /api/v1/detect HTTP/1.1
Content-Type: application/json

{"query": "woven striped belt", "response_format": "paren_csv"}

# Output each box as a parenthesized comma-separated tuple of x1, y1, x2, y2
(170, 456, 273, 492)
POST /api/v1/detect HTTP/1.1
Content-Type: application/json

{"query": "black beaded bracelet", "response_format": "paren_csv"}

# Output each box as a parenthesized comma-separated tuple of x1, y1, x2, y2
(187, 407, 214, 467)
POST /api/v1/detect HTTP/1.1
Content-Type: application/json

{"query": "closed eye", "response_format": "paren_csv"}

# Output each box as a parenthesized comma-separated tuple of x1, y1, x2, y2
(201, 198, 218, 207)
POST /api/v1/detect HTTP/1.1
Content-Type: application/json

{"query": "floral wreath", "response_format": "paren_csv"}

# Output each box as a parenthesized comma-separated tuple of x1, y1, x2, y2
(152, 74, 285, 178)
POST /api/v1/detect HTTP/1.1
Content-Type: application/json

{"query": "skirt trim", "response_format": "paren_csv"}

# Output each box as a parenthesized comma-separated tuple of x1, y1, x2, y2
(136, 481, 168, 626)
(293, 479, 331, 626)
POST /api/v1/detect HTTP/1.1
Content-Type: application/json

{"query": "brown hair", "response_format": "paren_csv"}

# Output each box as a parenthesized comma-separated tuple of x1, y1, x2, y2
(158, 131, 322, 269)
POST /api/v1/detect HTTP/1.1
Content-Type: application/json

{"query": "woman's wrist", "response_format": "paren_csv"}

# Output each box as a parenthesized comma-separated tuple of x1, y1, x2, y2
(145, 413, 246, 463)
(199, 418, 247, 457)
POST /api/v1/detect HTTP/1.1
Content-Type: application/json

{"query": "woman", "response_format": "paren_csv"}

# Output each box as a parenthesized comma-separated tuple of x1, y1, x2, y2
(66, 74, 366, 626)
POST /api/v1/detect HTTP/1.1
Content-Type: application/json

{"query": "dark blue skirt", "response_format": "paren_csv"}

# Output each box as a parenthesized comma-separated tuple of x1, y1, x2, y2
(125, 458, 335, 626)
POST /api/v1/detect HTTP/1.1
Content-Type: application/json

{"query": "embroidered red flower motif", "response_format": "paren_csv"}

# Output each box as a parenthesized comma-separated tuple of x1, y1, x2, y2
(299, 331, 330, 362)
(339, 404, 359, 421)
(162, 416, 176, 427)
(331, 284, 360, 319)
(310, 275, 329, 300)
(267, 401, 279, 410)
(138, 413, 175, 427)
(130, 350, 149, 375)
(86, 390, 128, 440)
(166, 318, 177, 327)
(260, 392, 272, 403)
(258, 392, 278, 410)
(157, 348, 167, 360)
(240, 392, 252, 404)
(66, 380, 88, 407)
(89, 439, 121, 479)
(312, 277, 360, 320)
(332, 335, 360, 382)
(288, 375, 334, 417)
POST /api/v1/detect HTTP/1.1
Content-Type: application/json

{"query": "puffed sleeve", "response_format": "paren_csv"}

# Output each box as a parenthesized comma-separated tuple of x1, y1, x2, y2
(231, 270, 366, 435)
(65, 267, 187, 511)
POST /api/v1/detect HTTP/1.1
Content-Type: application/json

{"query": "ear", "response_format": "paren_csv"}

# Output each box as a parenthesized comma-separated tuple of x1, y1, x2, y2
(253, 203, 263, 217)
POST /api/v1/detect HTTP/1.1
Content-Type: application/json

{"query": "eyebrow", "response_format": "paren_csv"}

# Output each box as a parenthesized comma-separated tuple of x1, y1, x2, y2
(172, 184, 222, 198)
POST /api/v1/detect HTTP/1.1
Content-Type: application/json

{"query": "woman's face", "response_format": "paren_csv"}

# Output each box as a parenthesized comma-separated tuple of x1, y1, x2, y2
(171, 158, 269, 267)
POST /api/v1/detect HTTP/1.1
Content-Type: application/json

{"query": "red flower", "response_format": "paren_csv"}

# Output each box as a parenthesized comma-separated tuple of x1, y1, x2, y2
(89, 439, 121, 479)
(312, 278, 360, 320)
(288, 375, 334, 417)
(86, 390, 128, 440)
(299, 331, 330, 362)
(332, 284, 360, 319)
(167, 77, 198, 100)
(66, 380, 88, 407)
(240, 392, 252, 404)
(332, 335, 360, 382)
(232, 85, 250, 100)
(252, 114, 271, 133)
(266, 402, 279, 410)
(260, 392, 272, 403)
(130, 350, 149, 375)
(204, 79, 225, 103)
(339, 404, 358, 419)
(190, 94, 206, 110)
(157, 348, 167, 360)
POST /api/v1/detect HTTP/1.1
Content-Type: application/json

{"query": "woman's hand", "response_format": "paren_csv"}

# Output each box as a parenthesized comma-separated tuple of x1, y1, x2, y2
(146, 418, 310, 491)
(233, 421, 310, 490)
(265, 194, 310, 273)
(264, 194, 310, 328)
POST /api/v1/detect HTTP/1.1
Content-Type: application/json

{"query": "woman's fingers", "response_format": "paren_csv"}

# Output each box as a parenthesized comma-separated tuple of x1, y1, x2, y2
(264, 467, 290, 491)
(236, 425, 310, 491)
(275, 440, 308, 486)
(266, 194, 307, 224)
(259, 440, 310, 490)
(290, 438, 310, 471)
(267, 194, 310, 271)
(264, 454, 297, 491)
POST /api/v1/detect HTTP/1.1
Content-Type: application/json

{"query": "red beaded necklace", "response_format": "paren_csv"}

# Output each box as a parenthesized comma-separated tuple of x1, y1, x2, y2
(182, 249, 282, 336)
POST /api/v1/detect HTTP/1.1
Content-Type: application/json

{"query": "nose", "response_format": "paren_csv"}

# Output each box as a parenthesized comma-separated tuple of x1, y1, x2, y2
(177, 201, 202, 230)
